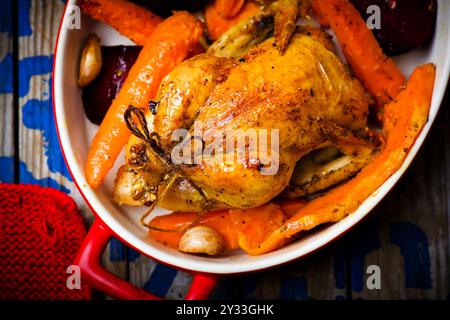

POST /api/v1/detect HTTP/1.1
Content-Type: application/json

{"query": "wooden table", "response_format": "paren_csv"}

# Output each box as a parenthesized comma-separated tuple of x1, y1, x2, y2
(1, 0, 448, 300)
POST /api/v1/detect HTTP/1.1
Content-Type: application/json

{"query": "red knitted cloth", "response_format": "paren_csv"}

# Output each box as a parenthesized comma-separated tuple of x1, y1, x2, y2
(0, 184, 91, 300)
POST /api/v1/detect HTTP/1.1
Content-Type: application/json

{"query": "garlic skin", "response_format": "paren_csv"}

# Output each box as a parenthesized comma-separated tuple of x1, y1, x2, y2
(78, 33, 102, 88)
(179, 226, 226, 256)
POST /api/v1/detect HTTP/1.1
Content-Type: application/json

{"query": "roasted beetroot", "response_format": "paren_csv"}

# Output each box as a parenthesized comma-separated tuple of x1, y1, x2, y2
(82, 46, 142, 125)
(351, 0, 437, 56)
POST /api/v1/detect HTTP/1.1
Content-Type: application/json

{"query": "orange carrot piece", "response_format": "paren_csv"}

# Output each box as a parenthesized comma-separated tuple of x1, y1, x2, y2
(277, 199, 308, 218)
(85, 12, 203, 189)
(311, 0, 405, 106)
(229, 204, 287, 253)
(241, 64, 435, 255)
(216, 0, 246, 19)
(147, 199, 307, 251)
(148, 211, 239, 250)
(79, 0, 163, 46)
(206, 0, 260, 40)
(229, 0, 246, 17)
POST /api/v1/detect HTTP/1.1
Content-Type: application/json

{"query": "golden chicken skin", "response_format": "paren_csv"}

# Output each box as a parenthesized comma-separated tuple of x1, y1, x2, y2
(114, 27, 377, 213)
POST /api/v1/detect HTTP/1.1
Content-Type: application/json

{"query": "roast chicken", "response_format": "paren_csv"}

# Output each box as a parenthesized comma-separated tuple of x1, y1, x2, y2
(113, 20, 377, 215)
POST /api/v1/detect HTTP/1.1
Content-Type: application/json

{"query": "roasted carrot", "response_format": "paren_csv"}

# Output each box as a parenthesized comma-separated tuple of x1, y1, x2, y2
(311, 0, 405, 107)
(206, 0, 260, 40)
(79, 0, 163, 46)
(147, 200, 306, 251)
(229, 204, 287, 253)
(276, 198, 307, 218)
(85, 12, 203, 189)
(148, 210, 240, 250)
(241, 64, 435, 255)
(216, 0, 246, 19)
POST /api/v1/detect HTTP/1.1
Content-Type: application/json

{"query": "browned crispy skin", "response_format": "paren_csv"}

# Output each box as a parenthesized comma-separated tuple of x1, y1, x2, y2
(114, 31, 375, 210)
(178, 34, 372, 208)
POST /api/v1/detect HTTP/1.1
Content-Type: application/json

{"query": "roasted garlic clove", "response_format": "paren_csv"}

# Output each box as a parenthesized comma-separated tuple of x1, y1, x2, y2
(178, 226, 226, 256)
(78, 33, 102, 87)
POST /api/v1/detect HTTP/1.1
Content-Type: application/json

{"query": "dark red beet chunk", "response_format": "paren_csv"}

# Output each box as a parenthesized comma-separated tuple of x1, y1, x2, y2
(82, 46, 142, 125)
(351, 0, 437, 56)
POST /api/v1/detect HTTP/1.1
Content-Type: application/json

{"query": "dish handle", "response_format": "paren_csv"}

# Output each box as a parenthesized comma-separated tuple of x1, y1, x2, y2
(75, 219, 218, 300)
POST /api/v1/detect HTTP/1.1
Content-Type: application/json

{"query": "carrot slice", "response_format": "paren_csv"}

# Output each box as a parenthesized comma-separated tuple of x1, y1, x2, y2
(85, 12, 203, 189)
(216, 0, 246, 19)
(277, 198, 308, 218)
(311, 0, 406, 107)
(147, 199, 307, 251)
(240, 64, 435, 255)
(229, 0, 246, 17)
(148, 211, 239, 250)
(206, 0, 260, 40)
(79, 0, 163, 46)
(229, 204, 287, 253)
